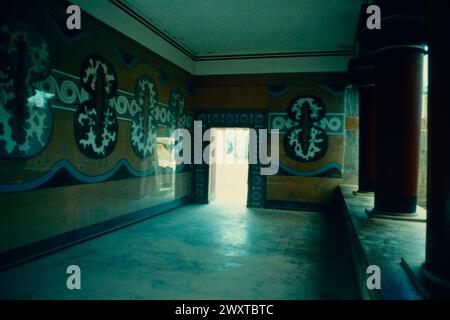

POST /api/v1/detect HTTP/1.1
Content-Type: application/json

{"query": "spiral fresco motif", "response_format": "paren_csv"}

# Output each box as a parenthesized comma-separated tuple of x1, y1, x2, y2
(74, 54, 118, 159)
(283, 96, 328, 162)
(130, 75, 158, 158)
(168, 90, 185, 130)
(0, 22, 53, 159)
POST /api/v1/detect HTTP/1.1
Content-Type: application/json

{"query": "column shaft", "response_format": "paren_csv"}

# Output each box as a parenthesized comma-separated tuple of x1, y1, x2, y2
(421, 1, 450, 293)
(374, 47, 424, 214)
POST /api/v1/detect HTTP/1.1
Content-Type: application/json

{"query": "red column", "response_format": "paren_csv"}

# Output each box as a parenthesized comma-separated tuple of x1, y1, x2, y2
(349, 58, 376, 193)
(421, 1, 450, 296)
(358, 0, 427, 216)
(373, 47, 424, 215)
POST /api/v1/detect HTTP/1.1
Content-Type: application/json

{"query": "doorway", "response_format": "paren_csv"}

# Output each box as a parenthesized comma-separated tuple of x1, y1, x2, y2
(209, 128, 250, 206)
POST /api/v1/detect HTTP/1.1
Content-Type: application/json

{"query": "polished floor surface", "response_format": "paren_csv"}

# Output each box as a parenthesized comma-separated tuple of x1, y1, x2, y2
(0, 204, 360, 299)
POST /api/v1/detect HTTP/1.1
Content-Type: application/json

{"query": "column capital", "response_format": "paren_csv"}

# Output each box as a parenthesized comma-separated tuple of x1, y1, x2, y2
(421, 264, 450, 294)
(357, 0, 427, 53)
(348, 57, 375, 88)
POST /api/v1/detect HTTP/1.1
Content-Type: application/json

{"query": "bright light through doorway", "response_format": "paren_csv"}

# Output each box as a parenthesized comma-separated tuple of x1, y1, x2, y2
(209, 128, 250, 207)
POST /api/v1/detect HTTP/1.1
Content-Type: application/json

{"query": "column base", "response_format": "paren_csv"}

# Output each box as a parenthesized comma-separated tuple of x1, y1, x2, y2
(400, 258, 431, 299)
(366, 208, 426, 222)
(374, 194, 418, 215)
(353, 190, 374, 196)
(421, 264, 450, 298)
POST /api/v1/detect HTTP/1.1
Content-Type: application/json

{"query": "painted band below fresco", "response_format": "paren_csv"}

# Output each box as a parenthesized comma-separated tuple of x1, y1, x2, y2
(275, 161, 343, 178)
(0, 159, 190, 194)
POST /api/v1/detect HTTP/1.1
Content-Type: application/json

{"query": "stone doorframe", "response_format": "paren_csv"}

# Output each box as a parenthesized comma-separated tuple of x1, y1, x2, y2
(193, 111, 267, 207)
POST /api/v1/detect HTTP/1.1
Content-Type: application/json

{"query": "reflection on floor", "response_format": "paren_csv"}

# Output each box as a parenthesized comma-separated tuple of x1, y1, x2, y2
(0, 204, 360, 299)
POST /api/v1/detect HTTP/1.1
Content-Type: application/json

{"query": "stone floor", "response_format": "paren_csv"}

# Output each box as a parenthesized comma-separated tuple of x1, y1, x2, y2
(0, 204, 360, 300)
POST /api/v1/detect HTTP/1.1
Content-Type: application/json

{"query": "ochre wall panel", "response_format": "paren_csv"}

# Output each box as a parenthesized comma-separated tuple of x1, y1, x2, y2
(195, 86, 268, 110)
(0, 172, 191, 252)
(196, 75, 269, 87)
(266, 176, 342, 204)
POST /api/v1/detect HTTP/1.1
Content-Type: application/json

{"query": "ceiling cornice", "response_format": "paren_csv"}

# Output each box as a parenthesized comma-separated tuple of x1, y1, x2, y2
(109, 0, 195, 59)
(194, 51, 352, 61)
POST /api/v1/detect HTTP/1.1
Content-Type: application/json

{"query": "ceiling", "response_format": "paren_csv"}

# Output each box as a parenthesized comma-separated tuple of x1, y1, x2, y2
(72, 0, 365, 75)
(119, 0, 363, 58)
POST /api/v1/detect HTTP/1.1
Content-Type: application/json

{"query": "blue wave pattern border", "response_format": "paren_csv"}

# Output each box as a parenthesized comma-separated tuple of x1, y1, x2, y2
(0, 160, 342, 193)
(0, 159, 187, 193)
(276, 161, 343, 177)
